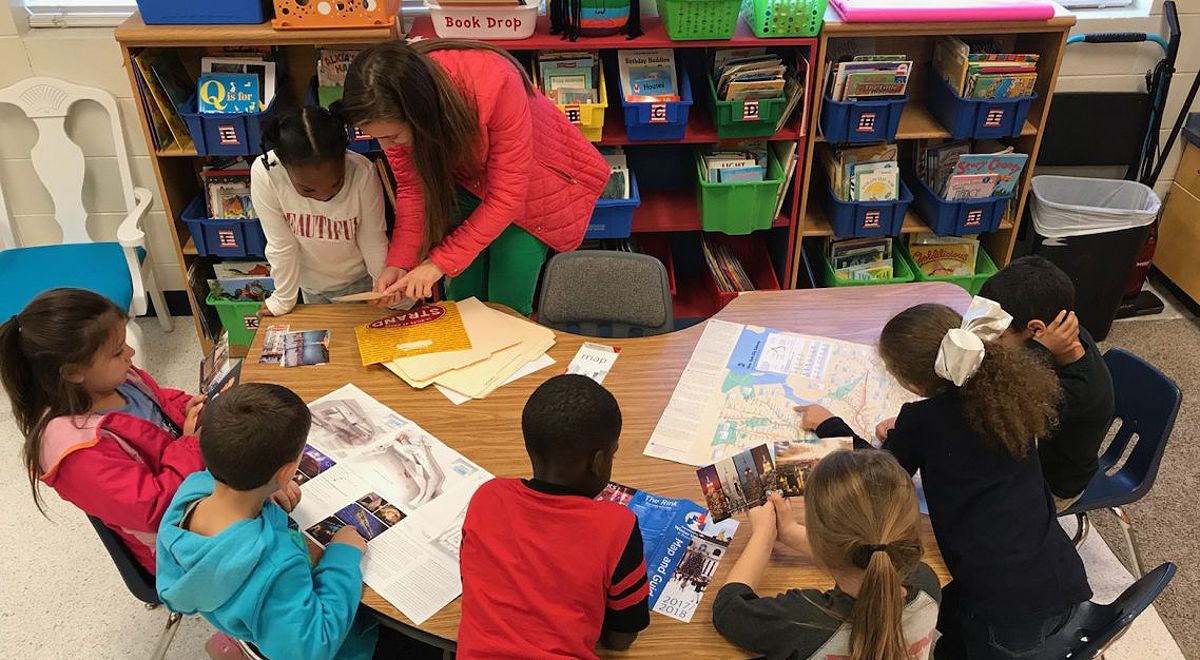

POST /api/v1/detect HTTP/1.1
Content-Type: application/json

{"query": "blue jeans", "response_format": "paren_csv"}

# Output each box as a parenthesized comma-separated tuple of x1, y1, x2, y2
(301, 274, 374, 305)
(935, 581, 1077, 659)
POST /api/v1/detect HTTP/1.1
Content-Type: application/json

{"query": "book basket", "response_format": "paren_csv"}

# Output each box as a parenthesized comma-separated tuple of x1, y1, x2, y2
(272, 0, 399, 29)
(742, 0, 828, 38)
(656, 0, 741, 40)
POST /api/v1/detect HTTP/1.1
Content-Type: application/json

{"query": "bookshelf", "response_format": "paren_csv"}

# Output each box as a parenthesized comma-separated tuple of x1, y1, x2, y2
(791, 10, 1076, 288)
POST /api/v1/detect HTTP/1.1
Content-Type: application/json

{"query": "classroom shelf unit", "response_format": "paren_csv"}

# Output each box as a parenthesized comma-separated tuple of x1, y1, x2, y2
(792, 10, 1075, 288)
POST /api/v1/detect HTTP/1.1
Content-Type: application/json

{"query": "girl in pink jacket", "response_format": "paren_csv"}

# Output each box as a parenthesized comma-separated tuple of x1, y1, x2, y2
(0, 288, 205, 574)
(342, 40, 610, 316)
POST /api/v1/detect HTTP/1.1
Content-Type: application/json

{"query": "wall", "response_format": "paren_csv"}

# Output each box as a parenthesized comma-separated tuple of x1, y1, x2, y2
(0, 5, 185, 291)
(1, 3, 1198, 297)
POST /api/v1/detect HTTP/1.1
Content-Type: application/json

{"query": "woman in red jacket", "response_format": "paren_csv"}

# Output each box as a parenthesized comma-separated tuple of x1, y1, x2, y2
(342, 40, 609, 316)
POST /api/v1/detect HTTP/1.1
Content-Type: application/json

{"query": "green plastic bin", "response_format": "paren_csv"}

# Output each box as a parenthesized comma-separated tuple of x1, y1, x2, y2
(706, 72, 789, 138)
(656, 0, 742, 40)
(822, 246, 916, 287)
(696, 148, 785, 234)
(207, 292, 264, 347)
(742, 0, 828, 37)
(900, 243, 999, 295)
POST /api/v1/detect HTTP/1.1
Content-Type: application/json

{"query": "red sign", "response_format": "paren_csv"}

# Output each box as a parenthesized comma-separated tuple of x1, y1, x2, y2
(367, 305, 446, 330)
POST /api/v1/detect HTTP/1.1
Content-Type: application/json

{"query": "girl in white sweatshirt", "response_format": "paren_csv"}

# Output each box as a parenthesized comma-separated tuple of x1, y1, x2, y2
(252, 105, 388, 316)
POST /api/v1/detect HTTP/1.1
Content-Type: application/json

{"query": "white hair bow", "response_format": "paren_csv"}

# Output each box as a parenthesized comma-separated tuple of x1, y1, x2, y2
(934, 296, 1013, 387)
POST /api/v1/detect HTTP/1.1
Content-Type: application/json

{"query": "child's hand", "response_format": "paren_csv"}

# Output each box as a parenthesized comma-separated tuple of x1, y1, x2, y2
(747, 500, 777, 540)
(372, 267, 409, 307)
(875, 417, 897, 442)
(270, 481, 302, 513)
(183, 395, 206, 437)
(1034, 310, 1085, 366)
(794, 404, 833, 431)
(330, 526, 368, 553)
(771, 493, 809, 554)
(396, 260, 444, 301)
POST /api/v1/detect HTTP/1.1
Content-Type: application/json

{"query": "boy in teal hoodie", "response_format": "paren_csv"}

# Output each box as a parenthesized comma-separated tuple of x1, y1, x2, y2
(156, 383, 377, 660)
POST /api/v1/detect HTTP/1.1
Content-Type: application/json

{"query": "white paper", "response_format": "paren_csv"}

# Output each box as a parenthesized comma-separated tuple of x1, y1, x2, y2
(565, 342, 620, 383)
(435, 353, 556, 405)
(292, 384, 492, 624)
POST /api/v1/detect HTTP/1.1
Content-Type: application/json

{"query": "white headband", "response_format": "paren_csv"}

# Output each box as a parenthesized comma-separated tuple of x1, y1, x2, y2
(934, 296, 1013, 387)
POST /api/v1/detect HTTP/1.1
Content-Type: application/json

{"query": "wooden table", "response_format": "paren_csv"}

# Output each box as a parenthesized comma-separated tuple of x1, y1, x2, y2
(241, 282, 971, 658)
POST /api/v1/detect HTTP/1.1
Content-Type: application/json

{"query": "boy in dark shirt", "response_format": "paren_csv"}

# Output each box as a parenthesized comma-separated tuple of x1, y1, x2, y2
(457, 374, 650, 658)
(980, 256, 1116, 510)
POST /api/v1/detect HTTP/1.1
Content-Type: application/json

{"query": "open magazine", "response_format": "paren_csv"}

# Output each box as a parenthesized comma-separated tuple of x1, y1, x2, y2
(290, 384, 492, 624)
(596, 483, 740, 623)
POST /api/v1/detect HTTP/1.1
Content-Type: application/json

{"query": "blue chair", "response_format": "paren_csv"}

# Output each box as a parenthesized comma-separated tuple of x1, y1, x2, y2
(87, 516, 181, 659)
(1039, 562, 1176, 658)
(1060, 348, 1181, 577)
(0, 76, 173, 357)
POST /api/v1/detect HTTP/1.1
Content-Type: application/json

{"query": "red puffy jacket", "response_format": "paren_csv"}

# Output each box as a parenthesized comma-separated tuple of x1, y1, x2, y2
(385, 48, 610, 277)
(39, 367, 204, 574)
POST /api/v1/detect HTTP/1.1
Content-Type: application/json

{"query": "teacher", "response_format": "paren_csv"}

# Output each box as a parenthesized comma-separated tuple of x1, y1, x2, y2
(341, 40, 610, 316)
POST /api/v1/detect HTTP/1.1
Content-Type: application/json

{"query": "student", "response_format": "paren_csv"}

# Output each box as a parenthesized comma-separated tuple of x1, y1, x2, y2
(713, 449, 942, 660)
(0, 288, 205, 574)
(156, 383, 377, 660)
(341, 41, 610, 316)
(253, 105, 388, 316)
(458, 374, 650, 657)
(980, 256, 1115, 511)
(798, 299, 1091, 659)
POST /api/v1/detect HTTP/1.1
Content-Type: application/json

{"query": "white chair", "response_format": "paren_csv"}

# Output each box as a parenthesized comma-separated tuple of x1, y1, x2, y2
(0, 76, 173, 358)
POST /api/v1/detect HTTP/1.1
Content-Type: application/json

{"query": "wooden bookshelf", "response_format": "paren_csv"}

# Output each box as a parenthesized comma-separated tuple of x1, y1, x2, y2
(790, 10, 1075, 288)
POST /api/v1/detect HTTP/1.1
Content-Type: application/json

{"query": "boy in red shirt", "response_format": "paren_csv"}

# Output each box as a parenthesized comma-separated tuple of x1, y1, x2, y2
(458, 375, 650, 658)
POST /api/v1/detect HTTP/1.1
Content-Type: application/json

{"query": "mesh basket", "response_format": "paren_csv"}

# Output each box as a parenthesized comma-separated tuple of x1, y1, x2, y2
(742, 0, 827, 37)
(656, 0, 741, 40)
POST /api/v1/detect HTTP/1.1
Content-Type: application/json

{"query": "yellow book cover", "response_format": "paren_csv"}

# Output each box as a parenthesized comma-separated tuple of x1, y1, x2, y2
(908, 242, 976, 277)
(355, 302, 472, 365)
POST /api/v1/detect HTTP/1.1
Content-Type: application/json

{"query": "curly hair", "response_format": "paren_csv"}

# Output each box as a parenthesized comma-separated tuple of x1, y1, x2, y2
(878, 304, 1061, 459)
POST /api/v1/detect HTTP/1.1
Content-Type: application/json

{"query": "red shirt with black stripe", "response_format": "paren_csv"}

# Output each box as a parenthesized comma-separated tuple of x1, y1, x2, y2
(458, 478, 650, 658)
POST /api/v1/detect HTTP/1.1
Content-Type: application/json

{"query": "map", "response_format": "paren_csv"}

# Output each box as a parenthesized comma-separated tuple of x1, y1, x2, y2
(645, 320, 916, 466)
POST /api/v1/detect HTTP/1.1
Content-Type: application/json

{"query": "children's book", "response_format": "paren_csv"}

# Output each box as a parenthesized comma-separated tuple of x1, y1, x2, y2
(132, 50, 193, 150)
(200, 332, 243, 400)
(968, 72, 1037, 99)
(213, 261, 272, 279)
(208, 277, 274, 302)
(197, 73, 260, 114)
(944, 174, 999, 200)
(617, 49, 679, 102)
(202, 57, 276, 110)
(596, 482, 740, 623)
(148, 52, 195, 118)
(907, 233, 979, 277)
(951, 152, 1028, 197)
(851, 160, 899, 201)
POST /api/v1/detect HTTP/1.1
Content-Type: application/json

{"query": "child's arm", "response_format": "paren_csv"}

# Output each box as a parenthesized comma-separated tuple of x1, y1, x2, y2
(795, 405, 872, 449)
(1033, 310, 1085, 367)
(250, 530, 366, 660)
(723, 501, 777, 591)
(770, 494, 810, 557)
(600, 521, 651, 651)
(355, 160, 389, 282)
(251, 165, 302, 316)
(798, 404, 922, 475)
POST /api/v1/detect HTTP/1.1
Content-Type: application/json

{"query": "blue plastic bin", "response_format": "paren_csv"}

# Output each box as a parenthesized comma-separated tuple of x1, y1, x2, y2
(587, 174, 641, 239)
(909, 176, 1008, 236)
(136, 0, 269, 24)
(180, 95, 276, 157)
(926, 71, 1036, 140)
(304, 77, 380, 154)
(820, 178, 913, 238)
(182, 196, 268, 258)
(620, 65, 693, 142)
(820, 95, 907, 144)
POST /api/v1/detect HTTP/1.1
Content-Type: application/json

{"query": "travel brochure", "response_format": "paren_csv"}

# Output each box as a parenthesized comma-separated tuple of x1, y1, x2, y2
(282, 330, 331, 368)
(198, 333, 241, 401)
(829, 236, 895, 281)
(696, 439, 851, 522)
(933, 36, 1039, 100)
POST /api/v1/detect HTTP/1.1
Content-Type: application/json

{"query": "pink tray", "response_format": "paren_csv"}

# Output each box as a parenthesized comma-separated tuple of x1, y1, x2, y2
(829, 0, 1057, 23)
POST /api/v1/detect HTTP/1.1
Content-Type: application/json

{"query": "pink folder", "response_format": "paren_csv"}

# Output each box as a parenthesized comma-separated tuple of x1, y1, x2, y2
(829, 0, 1058, 23)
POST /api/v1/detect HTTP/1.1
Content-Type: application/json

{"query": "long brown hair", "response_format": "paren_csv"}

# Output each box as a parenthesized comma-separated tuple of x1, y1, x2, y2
(878, 303, 1060, 458)
(806, 449, 924, 660)
(341, 40, 534, 256)
(0, 288, 126, 512)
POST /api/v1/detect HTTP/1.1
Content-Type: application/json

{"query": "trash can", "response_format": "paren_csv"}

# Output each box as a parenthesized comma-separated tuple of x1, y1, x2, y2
(1030, 175, 1160, 341)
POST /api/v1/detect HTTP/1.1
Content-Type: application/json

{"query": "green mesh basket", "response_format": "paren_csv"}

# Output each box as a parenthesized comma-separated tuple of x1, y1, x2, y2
(656, 0, 741, 40)
(741, 0, 827, 37)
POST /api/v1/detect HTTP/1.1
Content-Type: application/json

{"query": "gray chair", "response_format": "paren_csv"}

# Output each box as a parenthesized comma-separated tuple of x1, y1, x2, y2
(537, 251, 674, 337)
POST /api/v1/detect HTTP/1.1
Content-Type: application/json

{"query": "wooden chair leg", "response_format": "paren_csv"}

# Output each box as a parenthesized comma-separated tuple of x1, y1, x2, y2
(1111, 506, 1145, 577)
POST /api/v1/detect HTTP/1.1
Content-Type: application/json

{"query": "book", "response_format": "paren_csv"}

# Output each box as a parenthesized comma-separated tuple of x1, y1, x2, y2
(777, 55, 808, 134)
(714, 52, 786, 102)
(951, 152, 1028, 197)
(944, 174, 999, 200)
(968, 72, 1038, 99)
(829, 59, 911, 101)
(538, 52, 596, 102)
(830, 237, 893, 281)
(198, 73, 260, 114)
(148, 52, 195, 118)
(617, 49, 678, 103)
(200, 333, 242, 400)
(601, 167, 629, 200)
(201, 57, 276, 110)
(907, 233, 979, 276)
(822, 143, 898, 200)
(712, 47, 767, 76)
(318, 49, 362, 87)
(213, 261, 271, 279)
(772, 141, 800, 218)
(132, 50, 193, 150)
(203, 169, 255, 219)
(208, 276, 273, 302)
(851, 160, 899, 201)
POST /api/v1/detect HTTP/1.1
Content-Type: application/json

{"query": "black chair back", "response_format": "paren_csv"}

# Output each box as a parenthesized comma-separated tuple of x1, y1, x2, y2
(87, 515, 159, 605)
(1040, 562, 1176, 657)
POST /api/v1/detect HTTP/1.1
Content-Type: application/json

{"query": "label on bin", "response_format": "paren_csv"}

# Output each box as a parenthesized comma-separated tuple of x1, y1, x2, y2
(857, 112, 877, 133)
(965, 209, 984, 227)
(563, 104, 582, 124)
(650, 103, 668, 123)
(984, 109, 1006, 128)
(741, 99, 760, 122)
(218, 125, 239, 145)
(217, 229, 238, 249)
(863, 210, 881, 229)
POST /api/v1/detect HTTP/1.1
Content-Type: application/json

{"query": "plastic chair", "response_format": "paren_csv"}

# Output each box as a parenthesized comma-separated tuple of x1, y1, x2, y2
(1061, 348, 1181, 577)
(536, 250, 674, 337)
(1039, 562, 1176, 659)
(0, 76, 173, 359)
(87, 516, 181, 660)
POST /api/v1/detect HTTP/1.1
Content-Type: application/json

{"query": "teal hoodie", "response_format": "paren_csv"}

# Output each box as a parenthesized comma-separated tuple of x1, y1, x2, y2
(156, 471, 377, 660)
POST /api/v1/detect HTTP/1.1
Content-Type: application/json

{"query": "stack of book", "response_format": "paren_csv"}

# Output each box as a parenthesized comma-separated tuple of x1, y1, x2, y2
(207, 261, 275, 302)
(829, 237, 894, 281)
(702, 141, 769, 184)
(600, 147, 631, 200)
(907, 233, 980, 277)
(820, 143, 899, 202)
(537, 51, 601, 104)
(712, 48, 806, 132)
(196, 50, 278, 114)
(702, 236, 755, 293)
(824, 55, 912, 101)
(933, 36, 1039, 100)
(202, 158, 257, 220)
(617, 49, 679, 103)
(130, 50, 195, 151)
(916, 139, 1028, 201)
(316, 48, 363, 107)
